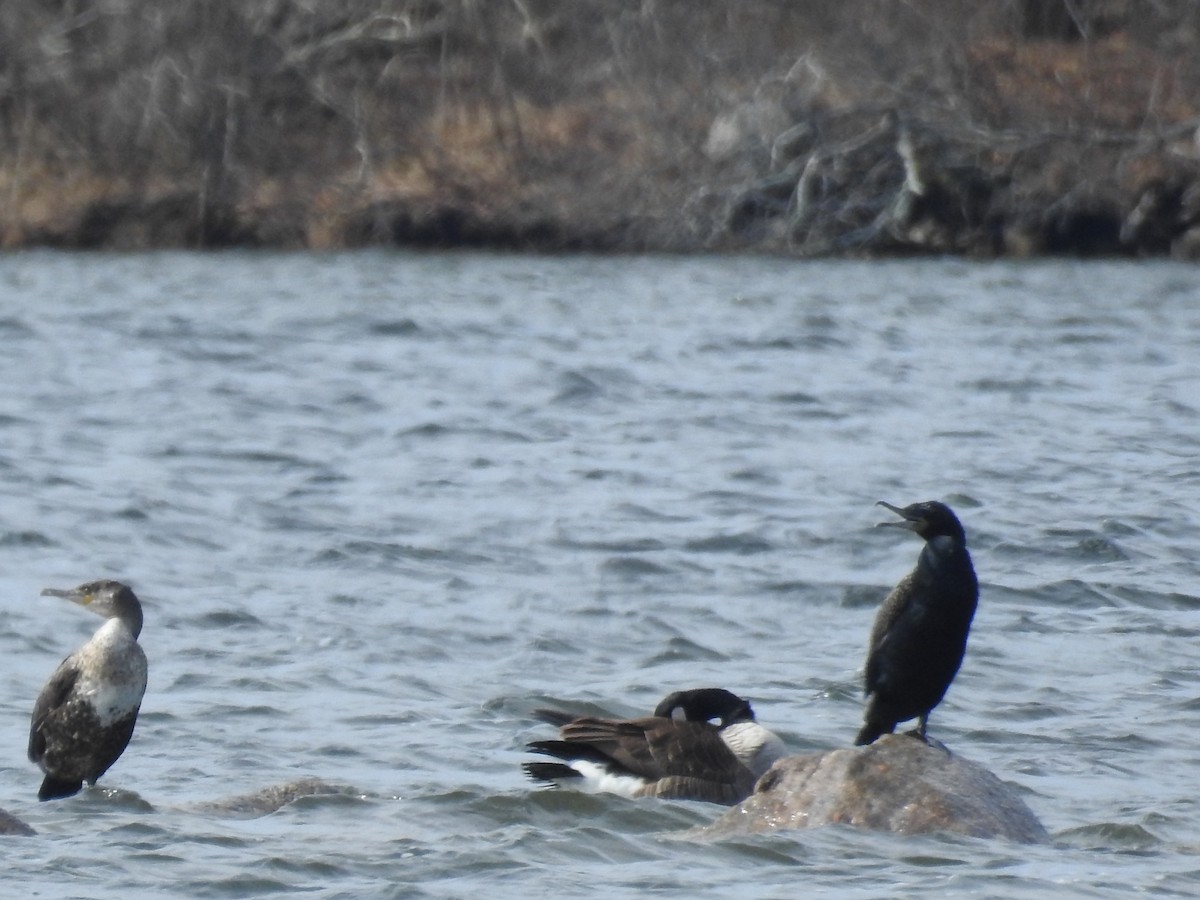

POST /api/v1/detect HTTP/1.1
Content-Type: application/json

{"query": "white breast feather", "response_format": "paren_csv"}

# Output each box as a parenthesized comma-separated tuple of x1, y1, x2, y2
(74, 619, 148, 726)
(721, 722, 787, 778)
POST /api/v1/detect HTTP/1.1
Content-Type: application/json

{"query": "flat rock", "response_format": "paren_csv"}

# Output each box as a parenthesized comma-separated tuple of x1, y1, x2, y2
(690, 734, 1047, 844)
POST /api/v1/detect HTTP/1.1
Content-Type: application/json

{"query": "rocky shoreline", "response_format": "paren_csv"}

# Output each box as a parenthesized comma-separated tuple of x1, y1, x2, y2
(3, 2, 1199, 257)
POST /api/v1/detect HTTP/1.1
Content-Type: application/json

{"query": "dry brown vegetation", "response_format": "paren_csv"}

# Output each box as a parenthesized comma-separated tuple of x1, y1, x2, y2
(2, 0, 1199, 255)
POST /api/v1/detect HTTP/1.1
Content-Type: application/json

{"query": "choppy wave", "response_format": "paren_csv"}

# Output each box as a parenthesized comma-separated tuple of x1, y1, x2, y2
(1, 252, 1199, 896)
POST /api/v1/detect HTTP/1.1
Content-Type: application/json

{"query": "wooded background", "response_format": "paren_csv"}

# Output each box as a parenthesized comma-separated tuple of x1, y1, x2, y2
(2, 1, 1198, 254)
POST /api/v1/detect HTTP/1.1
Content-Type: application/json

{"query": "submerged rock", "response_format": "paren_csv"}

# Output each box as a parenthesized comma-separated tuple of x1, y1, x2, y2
(690, 735, 1047, 844)
(0, 808, 35, 836)
(191, 778, 358, 818)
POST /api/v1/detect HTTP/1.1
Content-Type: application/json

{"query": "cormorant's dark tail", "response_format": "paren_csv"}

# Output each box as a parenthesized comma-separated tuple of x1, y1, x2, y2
(39, 775, 83, 801)
(854, 720, 890, 746)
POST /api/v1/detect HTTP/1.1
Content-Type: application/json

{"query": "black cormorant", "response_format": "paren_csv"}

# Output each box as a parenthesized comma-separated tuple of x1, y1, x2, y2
(523, 687, 785, 804)
(855, 501, 978, 746)
(28, 580, 148, 801)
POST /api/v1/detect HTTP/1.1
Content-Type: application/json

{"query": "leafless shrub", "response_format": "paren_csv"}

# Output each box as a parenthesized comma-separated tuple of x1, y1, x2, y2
(1, 0, 1199, 251)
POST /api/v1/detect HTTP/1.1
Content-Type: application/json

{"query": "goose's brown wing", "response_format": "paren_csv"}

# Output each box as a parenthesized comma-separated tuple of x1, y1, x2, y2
(558, 716, 745, 783)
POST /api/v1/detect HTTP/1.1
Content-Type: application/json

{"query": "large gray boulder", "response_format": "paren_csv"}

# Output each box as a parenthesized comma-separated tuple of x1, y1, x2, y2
(690, 734, 1047, 844)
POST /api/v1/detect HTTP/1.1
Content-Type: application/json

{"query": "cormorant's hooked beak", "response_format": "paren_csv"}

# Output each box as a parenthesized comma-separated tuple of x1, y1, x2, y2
(875, 500, 923, 531)
(41, 587, 93, 607)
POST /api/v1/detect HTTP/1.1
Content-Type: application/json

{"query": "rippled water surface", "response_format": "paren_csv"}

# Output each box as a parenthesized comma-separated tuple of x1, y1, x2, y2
(1, 251, 1199, 897)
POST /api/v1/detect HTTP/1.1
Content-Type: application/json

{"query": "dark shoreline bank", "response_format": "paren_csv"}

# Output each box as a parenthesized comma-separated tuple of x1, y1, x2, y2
(4, 2, 1199, 258)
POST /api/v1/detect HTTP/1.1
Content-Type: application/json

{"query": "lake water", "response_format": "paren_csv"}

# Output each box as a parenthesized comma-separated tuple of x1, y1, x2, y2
(0, 251, 1198, 897)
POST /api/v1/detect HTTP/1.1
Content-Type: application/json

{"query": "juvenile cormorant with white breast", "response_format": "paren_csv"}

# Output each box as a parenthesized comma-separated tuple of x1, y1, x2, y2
(524, 687, 785, 804)
(28, 580, 148, 801)
(855, 501, 978, 746)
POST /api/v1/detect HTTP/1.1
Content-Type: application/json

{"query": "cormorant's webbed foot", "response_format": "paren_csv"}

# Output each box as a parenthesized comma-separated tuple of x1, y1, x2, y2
(902, 715, 930, 743)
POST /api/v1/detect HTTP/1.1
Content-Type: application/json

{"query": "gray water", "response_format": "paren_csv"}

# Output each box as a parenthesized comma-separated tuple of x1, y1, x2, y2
(1, 251, 1198, 897)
